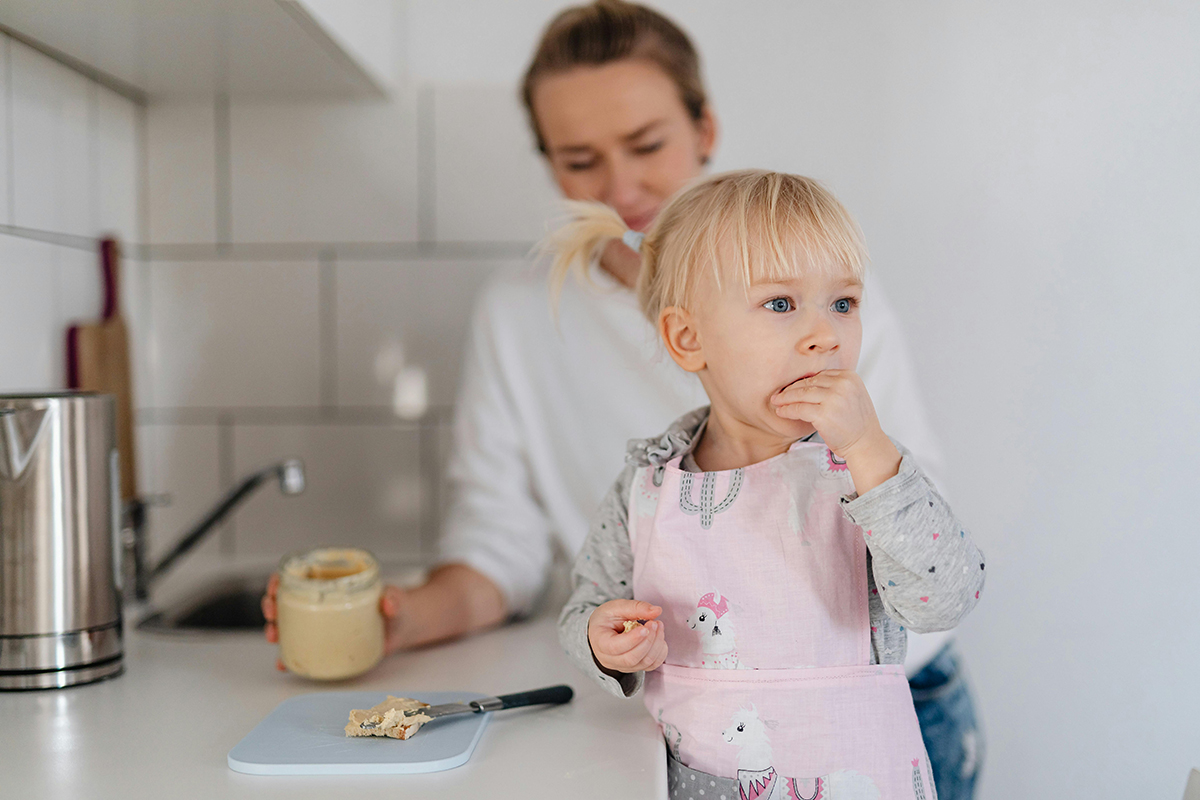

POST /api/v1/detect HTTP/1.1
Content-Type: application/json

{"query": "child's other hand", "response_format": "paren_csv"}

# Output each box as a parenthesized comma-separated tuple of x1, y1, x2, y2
(771, 369, 901, 494)
(588, 600, 668, 676)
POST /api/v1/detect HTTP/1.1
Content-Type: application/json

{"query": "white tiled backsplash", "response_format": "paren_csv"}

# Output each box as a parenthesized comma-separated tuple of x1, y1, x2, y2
(0, 13, 556, 563)
(0, 35, 138, 394)
(229, 98, 422, 244)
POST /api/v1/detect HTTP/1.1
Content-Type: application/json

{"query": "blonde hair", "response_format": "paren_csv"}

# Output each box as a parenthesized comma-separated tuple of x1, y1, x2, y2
(544, 170, 868, 322)
(521, 0, 707, 154)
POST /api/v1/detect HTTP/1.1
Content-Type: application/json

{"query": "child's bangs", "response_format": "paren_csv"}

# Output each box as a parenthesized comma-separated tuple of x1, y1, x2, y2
(679, 173, 867, 307)
(726, 177, 867, 295)
(740, 208, 865, 290)
(637, 170, 868, 319)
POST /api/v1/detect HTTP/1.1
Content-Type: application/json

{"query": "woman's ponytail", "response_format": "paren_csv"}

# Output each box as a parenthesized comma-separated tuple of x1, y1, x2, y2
(542, 200, 632, 310)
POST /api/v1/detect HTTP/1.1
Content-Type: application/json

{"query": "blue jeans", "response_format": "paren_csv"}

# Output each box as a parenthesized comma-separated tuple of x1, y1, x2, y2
(910, 643, 984, 800)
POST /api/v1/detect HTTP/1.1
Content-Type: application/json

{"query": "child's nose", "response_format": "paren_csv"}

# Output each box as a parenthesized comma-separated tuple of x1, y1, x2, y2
(796, 314, 840, 353)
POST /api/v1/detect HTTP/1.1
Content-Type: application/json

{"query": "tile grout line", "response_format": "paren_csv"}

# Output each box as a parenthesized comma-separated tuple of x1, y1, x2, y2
(417, 83, 436, 247)
(136, 100, 150, 253)
(418, 417, 434, 559)
(214, 94, 232, 250)
(217, 411, 236, 556)
(318, 249, 337, 413)
(134, 102, 154, 409)
(135, 405, 455, 427)
(6, 34, 15, 225)
(134, 240, 535, 262)
(88, 80, 99, 238)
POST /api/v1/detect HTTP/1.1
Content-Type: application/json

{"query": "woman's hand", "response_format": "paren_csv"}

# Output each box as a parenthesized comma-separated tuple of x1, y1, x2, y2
(587, 599, 667, 676)
(379, 584, 407, 655)
(262, 574, 408, 671)
(771, 369, 901, 495)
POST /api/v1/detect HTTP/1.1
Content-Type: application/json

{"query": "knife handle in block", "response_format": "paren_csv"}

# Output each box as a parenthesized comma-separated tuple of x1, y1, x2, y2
(472, 685, 574, 713)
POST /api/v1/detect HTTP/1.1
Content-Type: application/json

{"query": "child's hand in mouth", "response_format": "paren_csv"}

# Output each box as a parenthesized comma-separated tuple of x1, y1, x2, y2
(771, 369, 875, 453)
(771, 370, 901, 494)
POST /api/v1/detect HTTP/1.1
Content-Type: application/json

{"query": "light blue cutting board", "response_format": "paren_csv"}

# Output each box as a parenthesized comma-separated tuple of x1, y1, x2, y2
(228, 691, 491, 775)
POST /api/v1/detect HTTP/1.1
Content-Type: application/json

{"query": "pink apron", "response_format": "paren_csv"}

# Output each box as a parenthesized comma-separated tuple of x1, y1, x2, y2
(628, 440, 936, 800)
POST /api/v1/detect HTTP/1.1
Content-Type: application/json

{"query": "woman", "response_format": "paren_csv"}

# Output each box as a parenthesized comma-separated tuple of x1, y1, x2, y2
(265, 2, 982, 796)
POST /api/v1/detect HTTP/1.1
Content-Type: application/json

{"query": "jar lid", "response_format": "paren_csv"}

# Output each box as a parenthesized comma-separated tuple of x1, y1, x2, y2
(279, 547, 380, 594)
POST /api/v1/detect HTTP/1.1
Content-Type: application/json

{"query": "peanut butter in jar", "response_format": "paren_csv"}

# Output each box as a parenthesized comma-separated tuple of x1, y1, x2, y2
(276, 547, 384, 680)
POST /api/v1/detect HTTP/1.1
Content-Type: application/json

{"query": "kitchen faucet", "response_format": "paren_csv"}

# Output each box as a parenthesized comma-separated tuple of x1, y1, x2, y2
(126, 459, 305, 600)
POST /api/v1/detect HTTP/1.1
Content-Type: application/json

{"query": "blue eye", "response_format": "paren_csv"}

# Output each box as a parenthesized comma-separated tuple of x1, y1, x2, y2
(764, 297, 792, 313)
(833, 298, 855, 314)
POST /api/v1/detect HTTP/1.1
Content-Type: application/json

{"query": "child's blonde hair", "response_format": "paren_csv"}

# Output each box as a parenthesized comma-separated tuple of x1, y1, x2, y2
(546, 169, 868, 322)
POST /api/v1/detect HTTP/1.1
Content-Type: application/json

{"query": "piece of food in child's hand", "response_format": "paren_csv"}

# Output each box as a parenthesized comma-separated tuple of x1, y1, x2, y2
(623, 619, 648, 633)
(345, 695, 433, 740)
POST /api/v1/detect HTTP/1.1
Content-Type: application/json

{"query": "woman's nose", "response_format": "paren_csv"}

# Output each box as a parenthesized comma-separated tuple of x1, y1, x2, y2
(599, 155, 644, 212)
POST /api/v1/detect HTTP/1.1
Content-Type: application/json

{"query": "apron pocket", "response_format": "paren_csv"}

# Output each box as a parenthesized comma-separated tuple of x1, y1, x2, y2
(645, 663, 932, 797)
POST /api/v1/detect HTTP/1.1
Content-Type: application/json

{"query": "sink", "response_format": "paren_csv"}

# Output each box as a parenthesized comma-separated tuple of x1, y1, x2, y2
(138, 574, 269, 632)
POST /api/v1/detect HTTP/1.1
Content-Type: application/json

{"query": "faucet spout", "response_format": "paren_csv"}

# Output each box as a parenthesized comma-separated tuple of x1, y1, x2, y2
(135, 459, 305, 599)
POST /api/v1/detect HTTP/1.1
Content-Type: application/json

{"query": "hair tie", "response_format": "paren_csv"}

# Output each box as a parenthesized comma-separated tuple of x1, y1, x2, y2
(622, 229, 645, 253)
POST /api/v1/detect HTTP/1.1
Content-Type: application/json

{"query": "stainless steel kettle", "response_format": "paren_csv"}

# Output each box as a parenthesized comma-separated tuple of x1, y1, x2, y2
(0, 393, 123, 689)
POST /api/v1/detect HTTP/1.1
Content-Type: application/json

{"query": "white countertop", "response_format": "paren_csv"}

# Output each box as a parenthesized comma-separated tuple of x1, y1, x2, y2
(0, 559, 667, 799)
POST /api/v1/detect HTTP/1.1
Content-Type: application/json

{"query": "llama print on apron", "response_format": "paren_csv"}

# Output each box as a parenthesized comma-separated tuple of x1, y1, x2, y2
(687, 591, 748, 669)
(723, 704, 879, 800)
(626, 439, 936, 799)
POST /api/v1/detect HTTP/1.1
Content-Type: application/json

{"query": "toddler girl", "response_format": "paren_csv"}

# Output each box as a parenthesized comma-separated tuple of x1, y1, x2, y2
(552, 170, 985, 799)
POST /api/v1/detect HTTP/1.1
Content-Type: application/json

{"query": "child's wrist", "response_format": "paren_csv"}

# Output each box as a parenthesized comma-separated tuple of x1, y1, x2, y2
(841, 431, 901, 496)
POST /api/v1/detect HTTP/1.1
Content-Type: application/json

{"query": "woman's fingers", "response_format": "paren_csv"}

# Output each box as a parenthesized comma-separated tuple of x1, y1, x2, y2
(262, 572, 280, 626)
(377, 585, 406, 655)
(261, 574, 279, 645)
(379, 585, 404, 619)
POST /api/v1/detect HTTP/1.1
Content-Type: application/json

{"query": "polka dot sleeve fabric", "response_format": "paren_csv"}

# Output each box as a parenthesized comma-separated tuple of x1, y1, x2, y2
(556, 461, 644, 699)
(840, 439, 986, 634)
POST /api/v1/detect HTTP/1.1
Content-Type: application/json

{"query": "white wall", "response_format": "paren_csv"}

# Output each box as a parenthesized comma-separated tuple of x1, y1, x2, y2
(0, 35, 141, 402)
(136, 1, 1199, 797)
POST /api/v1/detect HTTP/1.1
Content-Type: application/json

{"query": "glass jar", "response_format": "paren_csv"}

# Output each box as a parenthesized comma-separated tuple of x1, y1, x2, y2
(276, 547, 384, 680)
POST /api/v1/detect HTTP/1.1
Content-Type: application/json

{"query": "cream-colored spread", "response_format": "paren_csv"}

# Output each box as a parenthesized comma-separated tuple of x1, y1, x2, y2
(345, 696, 433, 740)
(276, 548, 384, 681)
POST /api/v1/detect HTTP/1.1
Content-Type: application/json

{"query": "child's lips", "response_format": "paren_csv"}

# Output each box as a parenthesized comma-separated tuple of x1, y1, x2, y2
(774, 372, 821, 400)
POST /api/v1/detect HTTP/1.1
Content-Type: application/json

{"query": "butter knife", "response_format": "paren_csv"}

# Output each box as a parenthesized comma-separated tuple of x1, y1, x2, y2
(403, 684, 574, 721)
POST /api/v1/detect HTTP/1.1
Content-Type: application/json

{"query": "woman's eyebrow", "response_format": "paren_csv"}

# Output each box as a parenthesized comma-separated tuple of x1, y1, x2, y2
(551, 121, 670, 156)
(551, 143, 597, 156)
(621, 120, 668, 142)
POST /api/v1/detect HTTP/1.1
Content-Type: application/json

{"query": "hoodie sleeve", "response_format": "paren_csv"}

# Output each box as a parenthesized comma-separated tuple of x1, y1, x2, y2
(556, 462, 644, 699)
(840, 439, 986, 633)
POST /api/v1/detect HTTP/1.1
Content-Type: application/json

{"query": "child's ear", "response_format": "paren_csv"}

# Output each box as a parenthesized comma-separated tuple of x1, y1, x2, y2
(659, 306, 706, 373)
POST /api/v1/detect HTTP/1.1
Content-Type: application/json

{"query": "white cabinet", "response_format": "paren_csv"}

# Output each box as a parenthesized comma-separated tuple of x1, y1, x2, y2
(0, 0, 398, 101)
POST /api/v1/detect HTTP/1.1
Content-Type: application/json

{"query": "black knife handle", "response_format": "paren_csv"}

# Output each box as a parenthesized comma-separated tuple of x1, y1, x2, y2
(487, 684, 574, 711)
